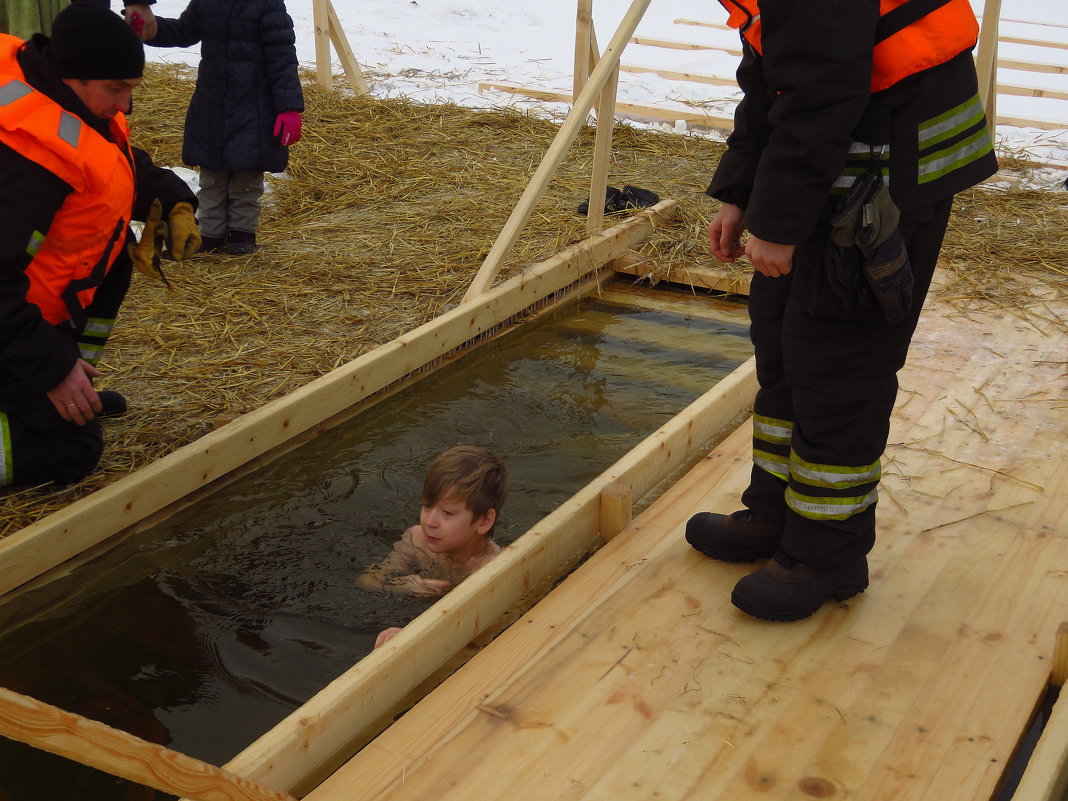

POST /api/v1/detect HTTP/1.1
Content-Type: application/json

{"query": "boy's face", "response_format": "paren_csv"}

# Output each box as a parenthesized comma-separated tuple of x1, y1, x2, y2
(419, 494, 495, 557)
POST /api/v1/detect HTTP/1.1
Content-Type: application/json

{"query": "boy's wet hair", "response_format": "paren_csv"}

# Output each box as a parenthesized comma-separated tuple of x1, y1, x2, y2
(423, 446, 508, 529)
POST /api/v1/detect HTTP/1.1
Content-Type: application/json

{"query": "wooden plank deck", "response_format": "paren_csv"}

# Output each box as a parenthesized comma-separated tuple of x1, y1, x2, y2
(304, 294, 1068, 801)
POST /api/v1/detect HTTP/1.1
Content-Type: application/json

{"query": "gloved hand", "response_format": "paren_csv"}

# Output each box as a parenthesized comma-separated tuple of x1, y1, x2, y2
(165, 201, 201, 260)
(128, 198, 171, 288)
(273, 110, 302, 146)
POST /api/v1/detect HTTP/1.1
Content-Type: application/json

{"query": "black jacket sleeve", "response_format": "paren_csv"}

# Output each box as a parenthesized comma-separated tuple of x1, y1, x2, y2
(131, 146, 197, 222)
(708, 0, 880, 245)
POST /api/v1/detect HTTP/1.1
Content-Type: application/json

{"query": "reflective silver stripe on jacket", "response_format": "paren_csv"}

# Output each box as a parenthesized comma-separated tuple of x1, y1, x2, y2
(58, 110, 82, 148)
(0, 79, 33, 106)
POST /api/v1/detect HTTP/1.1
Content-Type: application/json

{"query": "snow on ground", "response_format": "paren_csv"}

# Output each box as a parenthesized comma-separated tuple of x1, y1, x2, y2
(145, 0, 1067, 189)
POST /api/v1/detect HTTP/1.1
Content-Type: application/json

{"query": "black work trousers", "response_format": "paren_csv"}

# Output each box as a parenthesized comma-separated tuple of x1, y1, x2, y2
(742, 198, 954, 567)
(0, 254, 132, 487)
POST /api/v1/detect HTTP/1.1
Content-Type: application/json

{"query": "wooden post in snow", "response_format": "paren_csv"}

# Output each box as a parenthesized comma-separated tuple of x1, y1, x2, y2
(462, 0, 651, 302)
(573, 0, 595, 99)
(312, 0, 369, 95)
(0, 686, 297, 801)
(974, 0, 1002, 140)
(586, 58, 618, 235)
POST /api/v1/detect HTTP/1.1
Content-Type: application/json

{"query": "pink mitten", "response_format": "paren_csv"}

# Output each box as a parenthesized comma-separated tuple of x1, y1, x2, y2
(273, 110, 303, 146)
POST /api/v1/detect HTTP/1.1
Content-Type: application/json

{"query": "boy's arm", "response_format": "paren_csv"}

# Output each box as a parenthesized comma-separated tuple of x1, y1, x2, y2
(357, 527, 452, 596)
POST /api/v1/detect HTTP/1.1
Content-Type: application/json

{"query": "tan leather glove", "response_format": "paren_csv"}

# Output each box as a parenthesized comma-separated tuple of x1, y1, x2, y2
(165, 201, 201, 260)
(127, 198, 171, 288)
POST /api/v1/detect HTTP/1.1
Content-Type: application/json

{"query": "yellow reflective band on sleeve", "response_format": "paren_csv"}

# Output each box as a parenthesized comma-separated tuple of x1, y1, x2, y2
(753, 449, 789, 482)
(789, 451, 881, 489)
(786, 487, 879, 521)
(0, 412, 12, 488)
(79, 342, 104, 365)
(753, 414, 793, 446)
(26, 230, 45, 258)
(82, 317, 115, 338)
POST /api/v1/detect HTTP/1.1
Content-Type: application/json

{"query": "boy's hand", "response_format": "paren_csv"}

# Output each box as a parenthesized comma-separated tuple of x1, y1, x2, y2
(404, 577, 452, 597)
(374, 627, 403, 648)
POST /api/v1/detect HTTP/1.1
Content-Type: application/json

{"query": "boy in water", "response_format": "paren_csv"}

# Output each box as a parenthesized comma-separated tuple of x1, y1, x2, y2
(358, 445, 507, 602)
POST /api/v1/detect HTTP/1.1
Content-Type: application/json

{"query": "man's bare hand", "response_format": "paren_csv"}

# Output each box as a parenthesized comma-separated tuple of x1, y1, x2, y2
(707, 202, 747, 262)
(47, 359, 102, 425)
(745, 235, 796, 277)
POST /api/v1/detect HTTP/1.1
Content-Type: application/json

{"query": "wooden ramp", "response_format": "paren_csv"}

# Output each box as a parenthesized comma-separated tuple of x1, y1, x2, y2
(303, 294, 1068, 801)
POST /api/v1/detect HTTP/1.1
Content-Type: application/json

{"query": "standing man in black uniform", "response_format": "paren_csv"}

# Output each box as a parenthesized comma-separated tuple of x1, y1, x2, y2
(686, 0, 999, 621)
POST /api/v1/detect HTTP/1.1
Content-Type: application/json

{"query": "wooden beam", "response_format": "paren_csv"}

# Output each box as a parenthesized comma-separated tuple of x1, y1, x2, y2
(216, 356, 757, 795)
(573, 0, 594, 100)
(0, 687, 296, 801)
(975, 0, 1001, 139)
(479, 81, 737, 130)
(0, 202, 677, 601)
(1009, 624, 1068, 801)
(612, 252, 752, 297)
(999, 34, 1068, 51)
(999, 83, 1068, 102)
(325, 0, 368, 94)
(621, 62, 739, 89)
(462, 0, 653, 302)
(312, 0, 331, 89)
(993, 114, 1067, 131)
(599, 482, 632, 541)
(586, 61, 619, 234)
(672, 18, 731, 31)
(629, 35, 741, 56)
(1054, 621, 1068, 688)
(998, 56, 1068, 75)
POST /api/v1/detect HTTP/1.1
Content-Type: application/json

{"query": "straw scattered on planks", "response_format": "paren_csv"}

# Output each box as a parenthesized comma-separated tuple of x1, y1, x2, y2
(0, 63, 1063, 536)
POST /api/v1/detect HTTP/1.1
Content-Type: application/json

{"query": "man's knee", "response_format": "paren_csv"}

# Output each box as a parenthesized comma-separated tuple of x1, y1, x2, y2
(1, 412, 104, 488)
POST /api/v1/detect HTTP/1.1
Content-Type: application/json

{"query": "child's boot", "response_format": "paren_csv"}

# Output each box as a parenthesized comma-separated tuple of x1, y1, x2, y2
(198, 235, 226, 254)
(227, 230, 257, 255)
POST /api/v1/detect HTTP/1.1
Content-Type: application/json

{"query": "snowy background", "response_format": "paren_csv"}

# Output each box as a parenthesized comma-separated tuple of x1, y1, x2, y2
(144, 0, 1068, 188)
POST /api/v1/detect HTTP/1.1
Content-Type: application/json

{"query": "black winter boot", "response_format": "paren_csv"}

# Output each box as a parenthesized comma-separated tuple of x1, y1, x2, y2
(731, 551, 868, 622)
(685, 510, 782, 562)
(198, 235, 226, 254)
(227, 230, 257, 255)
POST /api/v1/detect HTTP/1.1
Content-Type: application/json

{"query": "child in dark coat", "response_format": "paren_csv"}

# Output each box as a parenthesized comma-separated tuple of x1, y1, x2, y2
(147, 0, 304, 255)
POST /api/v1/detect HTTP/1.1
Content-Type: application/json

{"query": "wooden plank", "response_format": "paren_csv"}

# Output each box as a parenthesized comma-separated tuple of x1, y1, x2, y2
(216, 356, 757, 794)
(620, 62, 739, 88)
(586, 61, 619, 234)
(975, 0, 1002, 136)
(0, 687, 296, 801)
(478, 81, 737, 129)
(599, 482, 632, 541)
(998, 57, 1068, 75)
(627, 35, 739, 54)
(0, 203, 677, 601)
(629, 35, 741, 56)
(573, 0, 594, 99)
(462, 0, 653, 301)
(1011, 683, 1068, 801)
(999, 82, 1068, 102)
(311, 0, 330, 89)
(993, 114, 1067, 131)
(612, 253, 752, 296)
(325, 0, 369, 94)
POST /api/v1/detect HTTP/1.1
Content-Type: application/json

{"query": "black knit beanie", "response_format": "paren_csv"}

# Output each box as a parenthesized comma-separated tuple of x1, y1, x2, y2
(46, 3, 145, 80)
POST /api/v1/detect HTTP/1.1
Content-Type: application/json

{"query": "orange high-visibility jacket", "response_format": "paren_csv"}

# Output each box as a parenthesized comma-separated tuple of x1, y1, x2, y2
(718, 0, 979, 92)
(0, 35, 135, 326)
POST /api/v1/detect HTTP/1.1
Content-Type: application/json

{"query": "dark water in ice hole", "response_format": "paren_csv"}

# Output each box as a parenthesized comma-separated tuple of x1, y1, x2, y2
(0, 285, 751, 800)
